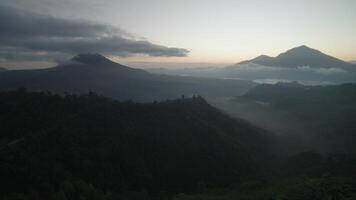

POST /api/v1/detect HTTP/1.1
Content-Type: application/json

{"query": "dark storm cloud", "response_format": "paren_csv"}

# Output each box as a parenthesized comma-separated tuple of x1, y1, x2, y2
(0, 5, 189, 62)
(0, 36, 189, 57)
(0, 47, 69, 63)
(0, 6, 123, 38)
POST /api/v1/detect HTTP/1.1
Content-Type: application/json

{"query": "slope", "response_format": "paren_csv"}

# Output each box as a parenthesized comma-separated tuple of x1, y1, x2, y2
(0, 90, 274, 199)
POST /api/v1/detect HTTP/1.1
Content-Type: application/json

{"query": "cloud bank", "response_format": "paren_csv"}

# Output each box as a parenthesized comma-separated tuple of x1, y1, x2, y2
(222, 63, 352, 84)
(0, 5, 189, 64)
(148, 62, 355, 85)
(296, 66, 346, 75)
(230, 63, 347, 76)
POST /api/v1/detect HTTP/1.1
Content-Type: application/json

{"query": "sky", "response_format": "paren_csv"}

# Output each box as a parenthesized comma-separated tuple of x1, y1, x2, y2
(0, 0, 355, 69)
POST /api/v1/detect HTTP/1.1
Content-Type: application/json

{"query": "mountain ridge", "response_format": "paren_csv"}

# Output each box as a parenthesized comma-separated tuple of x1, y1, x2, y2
(0, 53, 254, 101)
(55, 53, 149, 74)
(239, 45, 355, 69)
(0, 90, 274, 197)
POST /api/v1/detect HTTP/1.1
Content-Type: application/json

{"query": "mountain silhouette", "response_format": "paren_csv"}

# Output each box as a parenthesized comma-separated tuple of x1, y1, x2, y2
(69, 53, 145, 73)
(0, 53, 254, 101)
(239, 45, 355, 69)
(72, 53, 113, 64)
(58, 53, 150, 76)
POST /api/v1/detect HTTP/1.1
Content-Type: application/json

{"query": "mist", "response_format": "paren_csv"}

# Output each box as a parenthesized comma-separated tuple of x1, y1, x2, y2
(148, 62, 356, 85)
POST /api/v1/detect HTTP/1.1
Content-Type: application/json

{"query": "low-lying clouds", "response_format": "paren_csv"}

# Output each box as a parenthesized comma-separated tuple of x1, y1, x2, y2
(148, 62, 355, 85)
(224, 63, 352, 84)
(296, 66, 346, 75)
(230, 63, 347, 76)
(0, 5, 189, 66)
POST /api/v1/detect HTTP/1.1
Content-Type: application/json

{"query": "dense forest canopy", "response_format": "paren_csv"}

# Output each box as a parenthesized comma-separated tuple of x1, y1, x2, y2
(0, 89, 355, 200)
(0, 89, 276, 199)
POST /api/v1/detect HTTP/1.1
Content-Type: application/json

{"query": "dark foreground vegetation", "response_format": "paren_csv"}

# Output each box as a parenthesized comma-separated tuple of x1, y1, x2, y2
(0, 90, 355, 200)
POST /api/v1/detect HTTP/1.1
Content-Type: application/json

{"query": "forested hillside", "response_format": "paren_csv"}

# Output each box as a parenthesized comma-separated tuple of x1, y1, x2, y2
(0, 90, 272, 200)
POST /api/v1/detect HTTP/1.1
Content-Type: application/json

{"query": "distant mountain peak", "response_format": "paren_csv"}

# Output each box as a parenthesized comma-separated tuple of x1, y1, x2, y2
(295, 45, 311, 49)
(62, 53, 150, 75)
(278, 45, 320, 57)
(238, 45, 352, 69)
(255, 55, 273, 59)
(71, 53, 114, 65)
(239, 54, 275, 66)
(294, 45, 318, 52)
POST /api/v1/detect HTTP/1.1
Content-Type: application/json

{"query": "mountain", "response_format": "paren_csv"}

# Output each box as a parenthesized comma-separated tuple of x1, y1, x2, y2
(147, 46, 356, 84)
(0, 53, 254, 101)
(0, 90, 274, 199)
(239, 45, 355, 69)
(0, 67, 7, 72)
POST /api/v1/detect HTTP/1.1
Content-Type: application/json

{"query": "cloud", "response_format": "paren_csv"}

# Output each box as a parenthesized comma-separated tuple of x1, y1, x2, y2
(297, 66, 346, 75)
(219, 63, 354, 84)
(0, 5, 189, 63)
(227, 63, 289, 71)
(231, 63, 347, 76)
(0, 47, 69, 62)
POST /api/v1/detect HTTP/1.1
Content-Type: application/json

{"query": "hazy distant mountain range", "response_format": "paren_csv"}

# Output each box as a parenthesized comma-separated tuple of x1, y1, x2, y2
(148, 45, 356, 84)
(1, 46, 355, 100)
(0, 53, 253, 101)
(238, 45, 354, 69)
